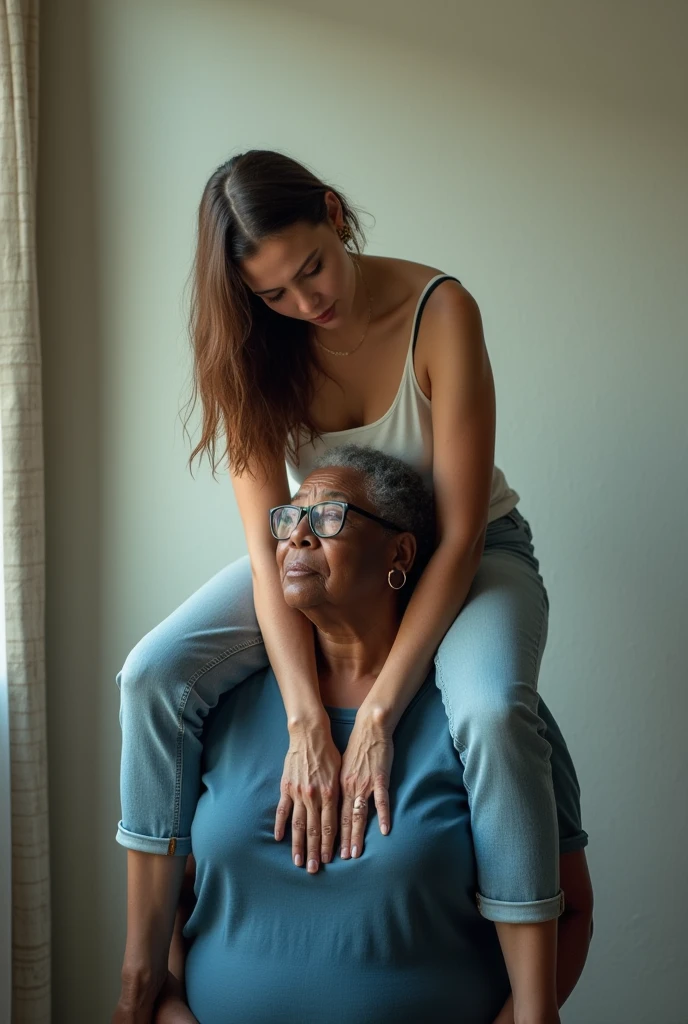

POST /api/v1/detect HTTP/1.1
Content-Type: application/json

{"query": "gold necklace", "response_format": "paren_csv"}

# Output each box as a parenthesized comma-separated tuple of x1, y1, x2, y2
(313, 257, 373, 357)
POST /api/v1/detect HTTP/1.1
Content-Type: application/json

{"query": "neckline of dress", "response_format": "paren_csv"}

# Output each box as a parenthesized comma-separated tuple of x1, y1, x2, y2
(325, 670, 436, 723)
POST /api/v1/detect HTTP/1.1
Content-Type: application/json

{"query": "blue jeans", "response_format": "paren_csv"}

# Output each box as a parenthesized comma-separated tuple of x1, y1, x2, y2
(116, 507, 576, 923)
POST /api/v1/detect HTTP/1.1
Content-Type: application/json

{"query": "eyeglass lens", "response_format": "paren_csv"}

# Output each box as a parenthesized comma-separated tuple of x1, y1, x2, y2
(272, 502, 345, 539)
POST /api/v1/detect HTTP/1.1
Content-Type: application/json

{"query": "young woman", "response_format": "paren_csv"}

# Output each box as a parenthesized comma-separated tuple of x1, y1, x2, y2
(114, 149, 581, 1024)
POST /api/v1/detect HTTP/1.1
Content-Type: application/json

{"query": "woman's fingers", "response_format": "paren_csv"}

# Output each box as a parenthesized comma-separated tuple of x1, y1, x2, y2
(349, 793, 369, 858)
(274, 790, 292, 842)
(338, 715, 394, 860)
(373, 778, 391, 836)
(304, 789, 322, 873)
(278, 787, 324, 872)
(291, 797, 307, 867)
(277, 720, 342, 873)
(339, 792, 354, 859)
(320, 787, 338, 865)
(340, 789, 373, 858)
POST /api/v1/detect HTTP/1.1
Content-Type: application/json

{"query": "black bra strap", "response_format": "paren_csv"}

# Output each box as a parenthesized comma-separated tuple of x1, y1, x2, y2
(412, 275, 462, 355)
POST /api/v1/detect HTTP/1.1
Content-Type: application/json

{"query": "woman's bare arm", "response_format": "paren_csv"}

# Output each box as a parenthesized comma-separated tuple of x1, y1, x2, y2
(153, 855, 198, 1023)
(338, 283, 494, 854)
(491, 850, 595, 1024)
(113, 853, 188, 1024)
(553, 850, 595, 1006)
(231, 456, 341, 872)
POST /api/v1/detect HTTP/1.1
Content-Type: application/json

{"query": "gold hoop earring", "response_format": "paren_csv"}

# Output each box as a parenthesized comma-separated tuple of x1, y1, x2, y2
(387, 568, 407, 591)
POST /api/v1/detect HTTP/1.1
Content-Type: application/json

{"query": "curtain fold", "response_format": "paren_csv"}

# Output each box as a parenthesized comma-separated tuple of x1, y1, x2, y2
(0, 0, 50, 1020)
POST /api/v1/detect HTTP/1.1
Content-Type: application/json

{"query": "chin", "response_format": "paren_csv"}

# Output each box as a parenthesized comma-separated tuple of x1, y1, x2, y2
(281, 577, 323, 609)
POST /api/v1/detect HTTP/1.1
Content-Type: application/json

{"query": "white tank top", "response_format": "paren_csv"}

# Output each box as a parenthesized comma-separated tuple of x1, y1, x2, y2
(286, 274, 520, 524)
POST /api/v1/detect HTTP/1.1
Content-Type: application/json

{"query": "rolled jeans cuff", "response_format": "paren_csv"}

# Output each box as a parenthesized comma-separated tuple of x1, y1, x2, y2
(476, 889, 565, 923)
(116, 821, 192, 857)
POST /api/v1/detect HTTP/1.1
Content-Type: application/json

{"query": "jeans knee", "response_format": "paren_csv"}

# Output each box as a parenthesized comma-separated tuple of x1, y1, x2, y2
(453, 688, 540, 751)
(117, 628, 181, 715)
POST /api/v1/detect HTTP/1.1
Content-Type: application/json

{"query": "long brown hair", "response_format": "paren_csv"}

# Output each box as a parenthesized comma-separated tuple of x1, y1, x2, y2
(183, 150, 368, 479)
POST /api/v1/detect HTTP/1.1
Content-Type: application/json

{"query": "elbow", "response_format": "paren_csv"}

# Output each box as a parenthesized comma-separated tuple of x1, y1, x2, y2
(578, 882, 595, 935)
(559, 849, 594, 936)
(564, 892, 595, 949)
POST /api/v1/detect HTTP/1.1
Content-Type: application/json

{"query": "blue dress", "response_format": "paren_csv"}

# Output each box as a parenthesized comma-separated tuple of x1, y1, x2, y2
(184, 667, 586, 1023)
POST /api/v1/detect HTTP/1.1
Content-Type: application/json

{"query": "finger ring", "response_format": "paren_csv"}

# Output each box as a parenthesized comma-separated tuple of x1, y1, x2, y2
(353, 796, 366, 810)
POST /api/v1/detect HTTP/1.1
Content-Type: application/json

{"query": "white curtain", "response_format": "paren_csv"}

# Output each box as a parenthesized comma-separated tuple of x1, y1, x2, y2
(0, 1, 50, 1020)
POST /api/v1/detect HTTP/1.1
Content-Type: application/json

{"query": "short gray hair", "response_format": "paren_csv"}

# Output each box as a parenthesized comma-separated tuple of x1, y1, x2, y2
(313, 444, 436, 586)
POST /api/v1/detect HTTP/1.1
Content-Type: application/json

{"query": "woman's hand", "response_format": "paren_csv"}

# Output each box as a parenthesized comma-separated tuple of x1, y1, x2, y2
(275, 714, 342, 872)
(339, 709, 394, 859)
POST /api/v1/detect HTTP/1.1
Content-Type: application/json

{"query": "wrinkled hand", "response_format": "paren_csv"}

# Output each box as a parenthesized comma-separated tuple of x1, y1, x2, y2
(339, 711, 393, 859)
(275, 716, 342, 873)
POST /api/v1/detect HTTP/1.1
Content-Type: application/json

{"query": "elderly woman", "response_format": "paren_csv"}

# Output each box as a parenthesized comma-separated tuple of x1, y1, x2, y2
(152, 446, 593, 1024)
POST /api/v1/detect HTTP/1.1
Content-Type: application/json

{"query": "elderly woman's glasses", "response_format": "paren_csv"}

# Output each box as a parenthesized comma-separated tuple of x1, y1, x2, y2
(269, 501, 403, 541)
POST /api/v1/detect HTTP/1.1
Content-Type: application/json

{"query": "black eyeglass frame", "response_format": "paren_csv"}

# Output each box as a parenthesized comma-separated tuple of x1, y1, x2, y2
(269, 501, 403, 540)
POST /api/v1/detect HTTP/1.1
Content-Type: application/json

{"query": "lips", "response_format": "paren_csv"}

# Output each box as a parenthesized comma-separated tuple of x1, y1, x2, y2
(312, 302, 335, 323)
(284, 560, 317, 577)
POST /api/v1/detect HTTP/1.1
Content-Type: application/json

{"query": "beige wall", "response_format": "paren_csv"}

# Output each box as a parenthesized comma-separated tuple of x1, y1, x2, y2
(38, 0, 687, 1020)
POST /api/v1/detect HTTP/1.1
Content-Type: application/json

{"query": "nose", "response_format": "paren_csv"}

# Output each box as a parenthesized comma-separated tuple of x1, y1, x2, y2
(295, 287, 319, 318)
(289, 514, 318, 547)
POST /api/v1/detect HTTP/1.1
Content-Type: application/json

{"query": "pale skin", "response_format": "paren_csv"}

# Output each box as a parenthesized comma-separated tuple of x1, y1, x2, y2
(148, 467, 594, 1023)
(114, 197, 566, 1022)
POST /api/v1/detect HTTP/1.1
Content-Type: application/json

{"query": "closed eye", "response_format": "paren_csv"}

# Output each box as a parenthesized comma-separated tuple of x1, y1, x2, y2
(265, 260, 323, 304)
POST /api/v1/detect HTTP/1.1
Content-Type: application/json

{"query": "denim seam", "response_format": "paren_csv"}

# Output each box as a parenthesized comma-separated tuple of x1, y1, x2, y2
(433, 655, 457, 751)
(525, 593, 558, 898)
(171, 635, 265, 842)
(476, 889, 565, 921)
(435, 561, 552, 907)
(530, 586, 548, 681)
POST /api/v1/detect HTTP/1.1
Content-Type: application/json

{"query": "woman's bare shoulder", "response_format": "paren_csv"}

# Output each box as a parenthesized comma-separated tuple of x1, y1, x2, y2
(363, 254, 457, 318)
(366, 253, 446, 287)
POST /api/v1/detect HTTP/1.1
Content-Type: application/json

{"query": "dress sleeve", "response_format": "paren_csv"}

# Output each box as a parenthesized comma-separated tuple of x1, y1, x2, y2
(538, 696, 589, 854)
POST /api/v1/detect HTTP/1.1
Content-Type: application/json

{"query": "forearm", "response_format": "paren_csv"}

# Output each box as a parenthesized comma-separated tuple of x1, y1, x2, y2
(494, 919, 558, 1024)
(249, 546, 341, 866)
(553, 907, 593, 1007)
(491, 909, 594, 1024)
(362, 537, 483, 729)
(167, 854, 196, 987)
(153, 857, 198, 1022)
(251, 555, 325, 724)
(116, 852, 188, 1018)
